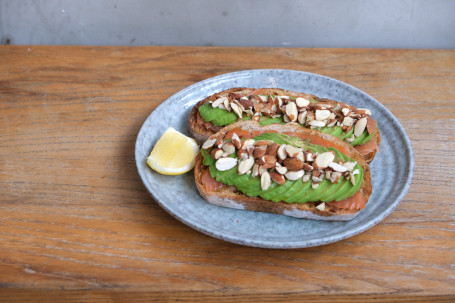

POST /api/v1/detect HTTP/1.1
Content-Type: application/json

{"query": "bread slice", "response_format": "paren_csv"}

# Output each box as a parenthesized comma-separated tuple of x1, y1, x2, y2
(189, 87, 380, 162)
(194, 121, 372, 221)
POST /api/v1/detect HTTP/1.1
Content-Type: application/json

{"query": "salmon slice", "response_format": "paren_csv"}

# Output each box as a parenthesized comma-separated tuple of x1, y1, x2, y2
(224, 128, 252, 140)
(354, 130, 380, 155)
(330, 191, 367, 210)
(201, 168, 224, 191)
(284, 132, 351, 157)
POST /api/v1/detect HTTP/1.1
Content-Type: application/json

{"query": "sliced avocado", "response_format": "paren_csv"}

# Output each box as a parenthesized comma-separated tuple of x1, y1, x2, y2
(260, 180, 294, 202)
(285, 180, 313, 203)
(259, 116, 285, 126)
(318, 177, 349, 202)
(336, 166, 364, 201)
(198, 103, 238, 126)
(272, 178, 305, 202)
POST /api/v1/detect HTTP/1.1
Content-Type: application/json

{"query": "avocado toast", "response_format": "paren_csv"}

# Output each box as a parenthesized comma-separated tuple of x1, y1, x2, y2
(189, 87, 380, 162)
(194, 120, 372, 221)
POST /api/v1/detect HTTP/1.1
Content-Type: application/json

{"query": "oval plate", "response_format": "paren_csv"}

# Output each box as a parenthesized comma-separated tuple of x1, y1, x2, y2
(135, 69, 414, 249)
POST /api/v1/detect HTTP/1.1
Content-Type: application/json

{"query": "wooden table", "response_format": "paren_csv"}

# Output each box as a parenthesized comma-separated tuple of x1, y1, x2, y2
(1, 46, 454, 302)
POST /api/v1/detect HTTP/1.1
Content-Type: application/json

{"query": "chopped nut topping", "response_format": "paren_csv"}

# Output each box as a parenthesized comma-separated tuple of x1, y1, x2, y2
(208, 135, 360, 192)
(208, 93, 373, 142)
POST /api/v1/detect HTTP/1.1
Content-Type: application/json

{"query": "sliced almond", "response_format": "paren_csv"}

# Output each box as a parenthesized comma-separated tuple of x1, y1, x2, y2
(245, 109, 254, 117)
(202, 139, 216, 150)
(327, 119, 337, 127)
(298, 111, 307, 124)
(366, 117, 376, 135)
(233, 99, 245, 111)
(350, 173, 356, 186)
(215, 138, 223, 148)
(277, 144, 287, 160)
(231, 102, 243, 118)
(342, 116, 354, 126)
(236, 149, 248, 160)
(254, 140, 270, 146)
(251, 163, 260, 178)
(342, 161, 357, 171)
(210, 148, 223, 159)
(285, 102, 298, 122)
(302, 163, 313, 171)
(283, 115, 291, 123)
(238, 157, 255, 175)
(296, 151, 305, 162)
(239, 98, 253, 110)
(296, 97, 310, 107)
(258, 95, 268, 102)
(253, 145, 267, 158)
(326, 171, 332, 180)
(309, 120, 326, 128)
(330, 172, 342, 183)
(302, 173, 311, 183)
(312, 175, 323, 182)
(341, 107, 350, 116)
(356, 108, 372, 115)
(270, 171, 286, 185)
(328, 162, 348, 173)
(231, 133, 241, 149)
(314, 152, 335, 169)
(354, 117, 367, 137)
(285, 170, 304, 181)
(345, 134, 355, 143)
(306, 152, 314, 162)
(311, 182, 319, 189)
(315, 109, 331, 121)
(285, 145, 301, 157)
(215, 157, 237, 171)
(283, 157, 304, 171)
(246, 145, 255, 157)
(275, 163, 288, 175)
(266, 143, 280, 157)
(241, 138, 256, 149)
(262, 155, 277, 169)
(212, 97, 227, 108)
(316, 202, 325, 211)
(222, 142, 236, 154)
(224, 99, 231, 111)
(261, 171, 271, 190)
(252, 115, 260, 122)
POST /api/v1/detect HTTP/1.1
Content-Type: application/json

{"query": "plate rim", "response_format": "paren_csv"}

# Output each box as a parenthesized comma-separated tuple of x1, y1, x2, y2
(135, 69, 414, 249)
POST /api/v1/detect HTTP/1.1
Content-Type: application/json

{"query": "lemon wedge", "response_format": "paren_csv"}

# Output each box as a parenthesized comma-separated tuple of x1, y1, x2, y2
(146, 127, 199, 175)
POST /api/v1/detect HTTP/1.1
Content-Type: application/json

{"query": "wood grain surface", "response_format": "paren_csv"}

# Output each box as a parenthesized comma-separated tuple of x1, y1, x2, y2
(0, 46, 454, 302)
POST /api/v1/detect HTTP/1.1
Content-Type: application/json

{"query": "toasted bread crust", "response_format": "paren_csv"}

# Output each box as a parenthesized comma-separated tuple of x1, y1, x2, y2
(189, 87, 380, 162)
(194, 121, 372, 221)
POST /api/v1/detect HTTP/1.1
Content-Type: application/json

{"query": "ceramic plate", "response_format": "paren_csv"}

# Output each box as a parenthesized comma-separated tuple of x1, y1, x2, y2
(135, 69, 414, 249)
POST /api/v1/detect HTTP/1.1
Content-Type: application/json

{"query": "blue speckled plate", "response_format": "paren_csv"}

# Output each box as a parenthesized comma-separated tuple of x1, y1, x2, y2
(135, 69, 414, 249)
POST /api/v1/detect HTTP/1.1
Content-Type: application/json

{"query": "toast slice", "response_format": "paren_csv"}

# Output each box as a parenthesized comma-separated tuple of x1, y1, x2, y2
(194, 121, 372, 221)
(189, 88, 380, 162)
